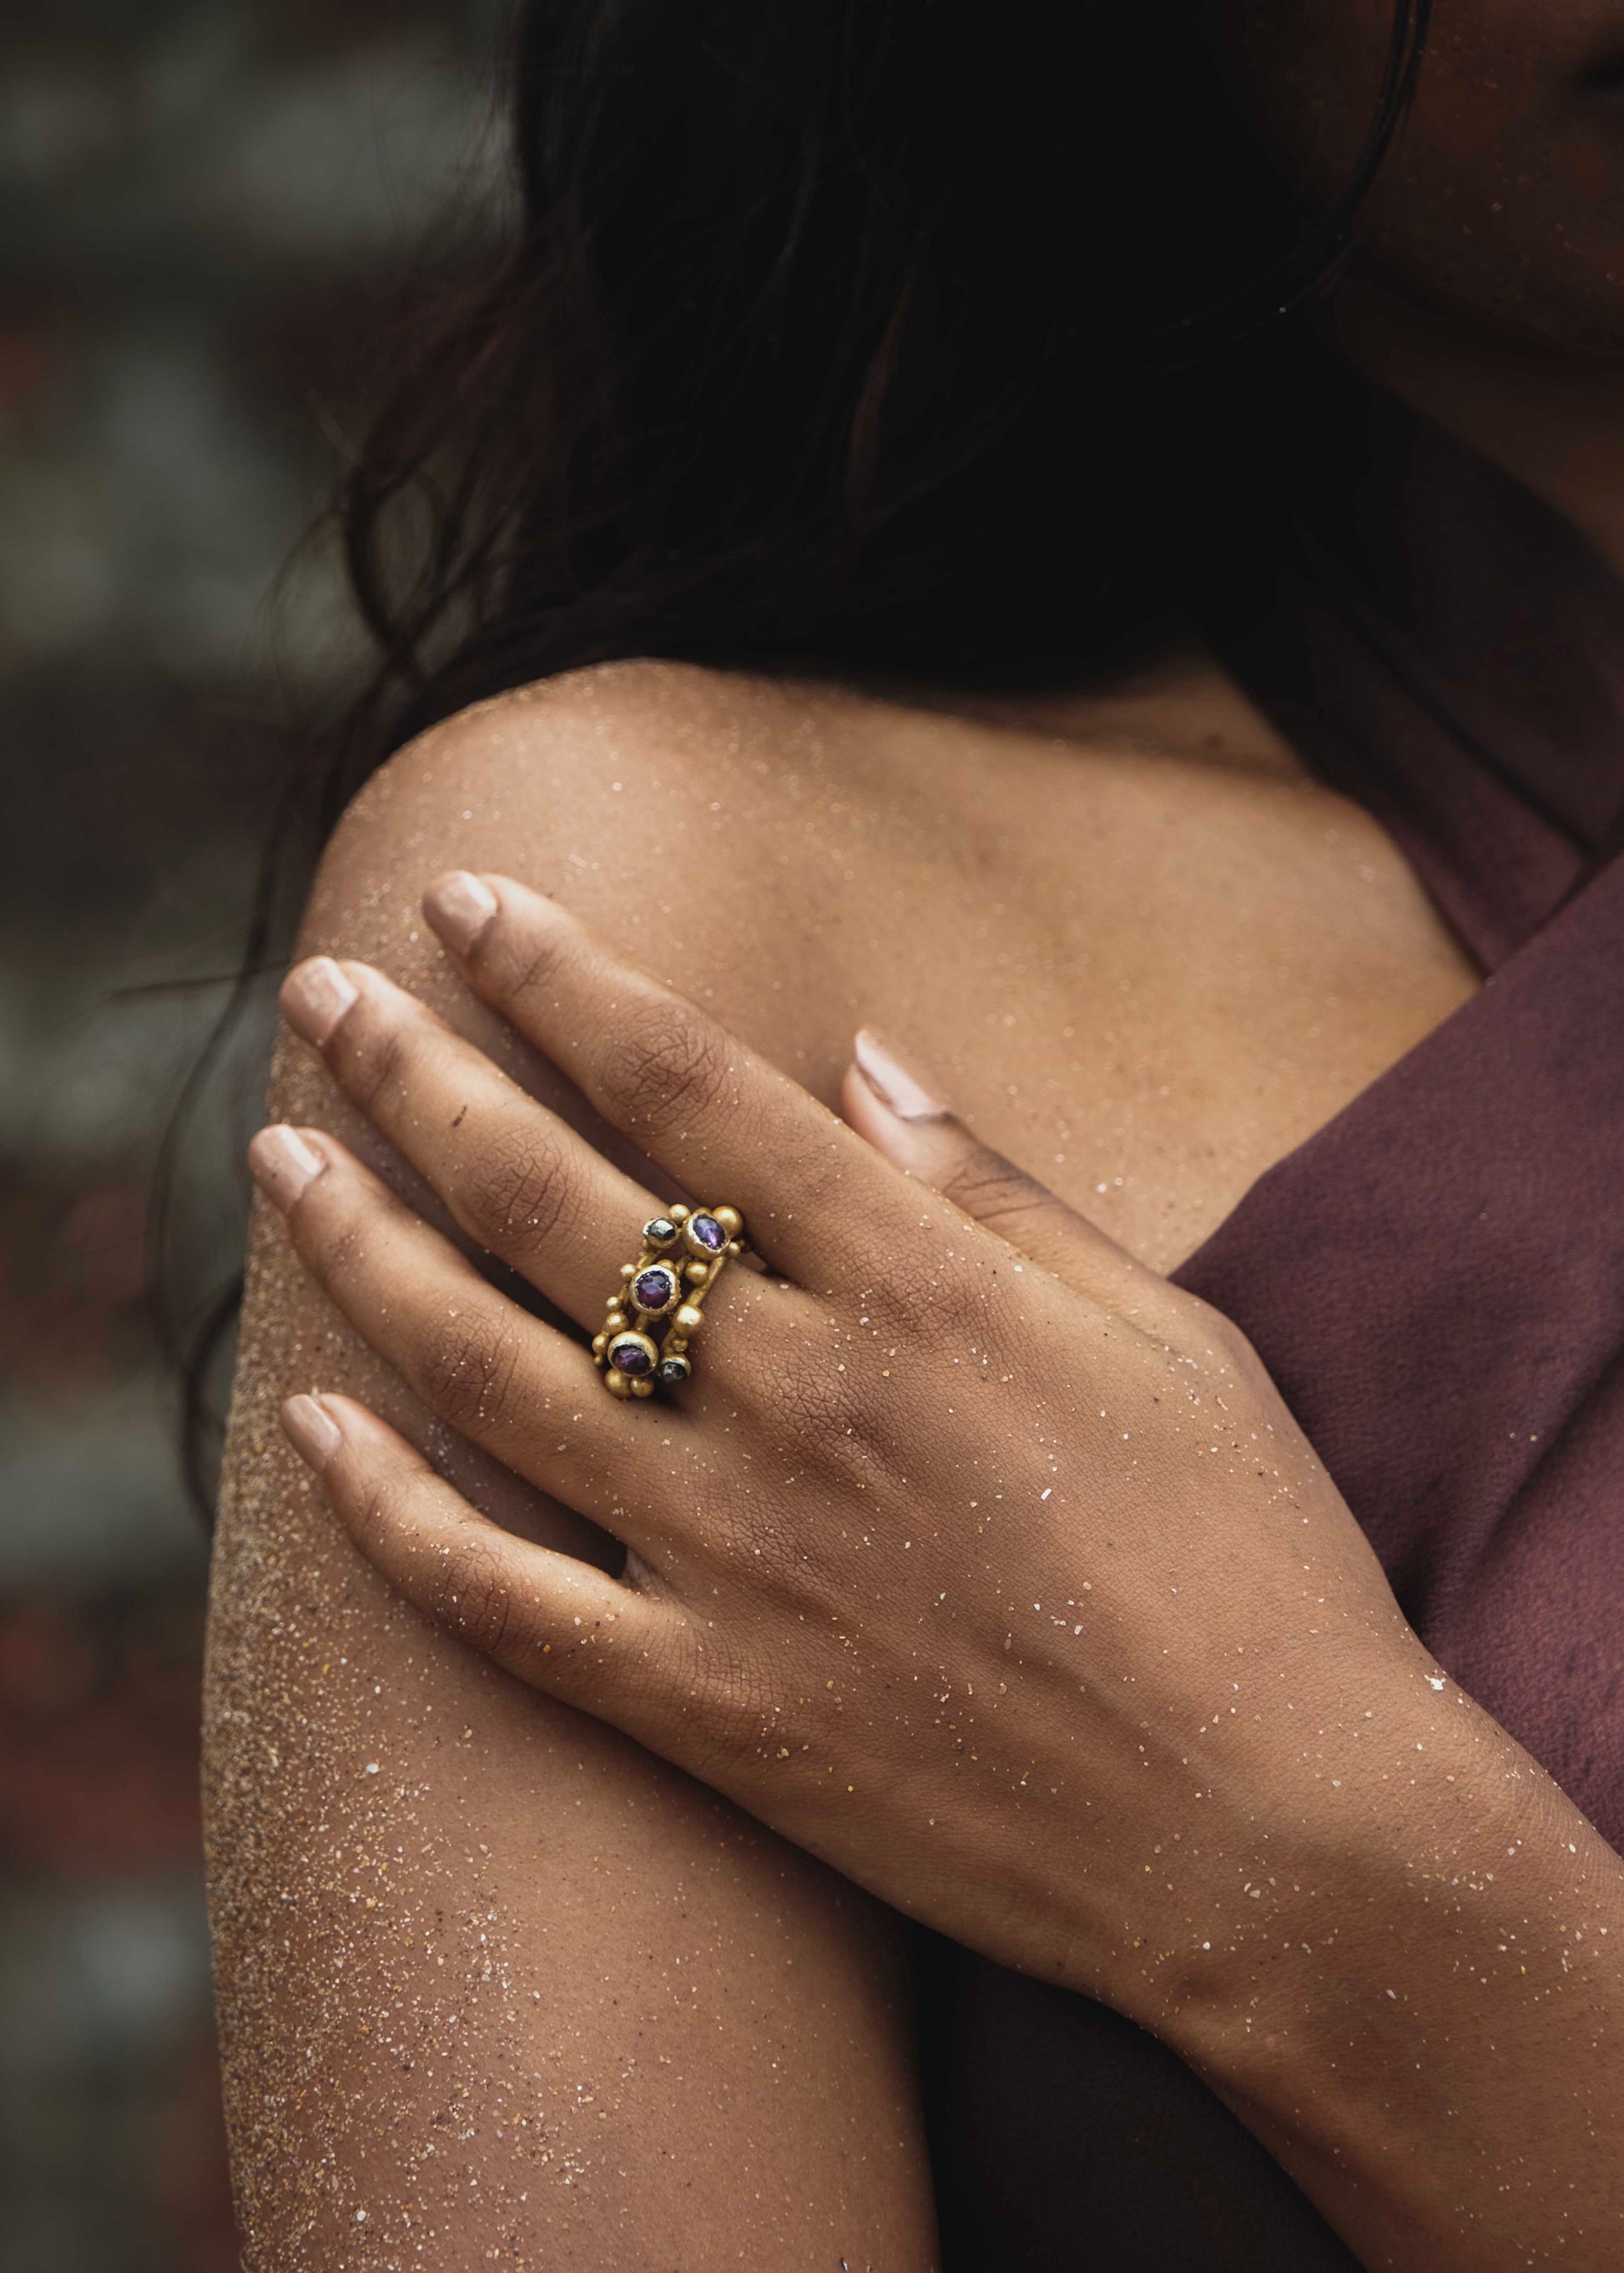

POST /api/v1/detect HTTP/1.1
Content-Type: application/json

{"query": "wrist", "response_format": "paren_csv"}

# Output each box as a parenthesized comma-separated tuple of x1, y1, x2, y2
(1161, 1639, 1491, 2059)
(1143, 1643, 1618, 2225)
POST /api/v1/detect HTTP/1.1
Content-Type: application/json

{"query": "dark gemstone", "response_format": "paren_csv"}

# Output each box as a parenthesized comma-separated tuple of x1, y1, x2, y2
(643, 1216, 678, 1245)
(688, 1212, 726, 1252)
(609, 1337, 653, 1376)
(657, 1355, 692, 1384)
(632, 1265, 678, 1313)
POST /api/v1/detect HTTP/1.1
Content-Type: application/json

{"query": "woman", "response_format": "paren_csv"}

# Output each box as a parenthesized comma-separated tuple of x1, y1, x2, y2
(205, 3, 1624, 2266)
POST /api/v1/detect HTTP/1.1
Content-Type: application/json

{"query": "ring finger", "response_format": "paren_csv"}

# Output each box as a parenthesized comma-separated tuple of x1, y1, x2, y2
(280, 955, 664, 1330)
(248, 1120, 683, 1531)
(276, 954, 804, 1405)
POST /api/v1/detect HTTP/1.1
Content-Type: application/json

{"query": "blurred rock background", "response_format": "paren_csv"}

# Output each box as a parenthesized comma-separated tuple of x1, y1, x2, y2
(0, 3, 505, 2263)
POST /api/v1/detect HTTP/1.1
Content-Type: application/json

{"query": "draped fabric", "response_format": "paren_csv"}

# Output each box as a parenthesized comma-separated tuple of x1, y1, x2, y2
(922, 410, 1624, 2270)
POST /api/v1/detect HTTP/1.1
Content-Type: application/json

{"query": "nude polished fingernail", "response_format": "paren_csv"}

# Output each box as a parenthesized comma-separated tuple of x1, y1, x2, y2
(281, 1393, 343, 1469)
(281, 955, 358, 1045)
(853, 1028, 950, 1121)
(248, 1124, 325, 1212)
(424, 870, 498, 954)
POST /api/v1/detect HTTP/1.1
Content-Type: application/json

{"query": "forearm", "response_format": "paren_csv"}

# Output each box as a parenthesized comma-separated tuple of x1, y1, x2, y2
(1161, 1647, 1624, 2270)
(236, 799, 1620, 2267)
(208, 1211, 936, 2270)
(205, 905, 941, 2270)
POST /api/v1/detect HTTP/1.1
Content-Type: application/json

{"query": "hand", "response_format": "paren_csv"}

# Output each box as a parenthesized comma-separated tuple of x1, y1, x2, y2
(250, 871, 1436, 2028)
(246, 869, 1624, 2272)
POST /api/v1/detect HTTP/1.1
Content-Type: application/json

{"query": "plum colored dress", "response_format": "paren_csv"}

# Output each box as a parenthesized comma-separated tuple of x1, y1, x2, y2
(919, 409, 1624, 2268)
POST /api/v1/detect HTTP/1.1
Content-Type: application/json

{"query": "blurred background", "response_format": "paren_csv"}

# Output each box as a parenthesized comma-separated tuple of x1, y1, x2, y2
(1, 3, 506, 2263)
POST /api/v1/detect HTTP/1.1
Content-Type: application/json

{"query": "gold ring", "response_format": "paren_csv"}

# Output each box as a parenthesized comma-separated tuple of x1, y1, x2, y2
(593, 1204, 746, 1397)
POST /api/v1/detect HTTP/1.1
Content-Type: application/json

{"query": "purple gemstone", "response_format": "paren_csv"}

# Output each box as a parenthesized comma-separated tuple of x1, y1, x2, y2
(633, 1266, 677, 1312)
(689, 1212, 726, 1252)
(609, 1337, 653, 1376)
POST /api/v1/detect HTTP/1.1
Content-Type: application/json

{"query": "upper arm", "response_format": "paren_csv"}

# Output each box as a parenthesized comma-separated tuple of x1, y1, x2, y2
(203, 665, 937, 2270)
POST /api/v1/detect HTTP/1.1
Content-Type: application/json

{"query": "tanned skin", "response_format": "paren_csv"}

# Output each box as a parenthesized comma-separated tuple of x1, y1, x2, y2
(209, 5, 1624, 2265)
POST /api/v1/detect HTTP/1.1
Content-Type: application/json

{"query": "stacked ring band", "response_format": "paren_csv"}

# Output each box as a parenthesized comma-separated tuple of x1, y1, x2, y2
(593, 1203, 747, 1397)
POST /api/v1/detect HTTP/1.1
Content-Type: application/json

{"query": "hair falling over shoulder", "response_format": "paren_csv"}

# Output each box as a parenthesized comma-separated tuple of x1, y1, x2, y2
(330, 0, 1431, 818)
(166, 0, 1430, 1510)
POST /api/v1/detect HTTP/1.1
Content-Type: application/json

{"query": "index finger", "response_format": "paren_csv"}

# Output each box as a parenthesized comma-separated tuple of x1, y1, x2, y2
(420, 872, 897, 1279)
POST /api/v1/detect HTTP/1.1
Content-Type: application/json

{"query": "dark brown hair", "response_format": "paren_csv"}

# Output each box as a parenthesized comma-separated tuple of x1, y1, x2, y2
(173, 0, 1432, 1508)
(323, 0, 1432, 824)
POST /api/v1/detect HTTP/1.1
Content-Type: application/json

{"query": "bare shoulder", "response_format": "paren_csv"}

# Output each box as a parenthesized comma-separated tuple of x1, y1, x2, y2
(315, 644, 1303, 953)
(304, 659, 905, 1102)
(313, 659, 859, 953)
(209, 652, 937, 2266)
(302, 645, 1324, 1104)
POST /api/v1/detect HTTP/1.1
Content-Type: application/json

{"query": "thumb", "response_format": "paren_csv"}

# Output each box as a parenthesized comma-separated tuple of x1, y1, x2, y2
(841, 1029, 1155, 1300)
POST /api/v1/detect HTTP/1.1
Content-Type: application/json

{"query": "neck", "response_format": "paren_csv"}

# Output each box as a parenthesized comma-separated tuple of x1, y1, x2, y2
(1332, 273, 1624, 581)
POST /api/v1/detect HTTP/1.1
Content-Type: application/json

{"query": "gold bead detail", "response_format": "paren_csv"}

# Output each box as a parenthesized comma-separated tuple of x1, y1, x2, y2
(598, 1202, 744, 1397)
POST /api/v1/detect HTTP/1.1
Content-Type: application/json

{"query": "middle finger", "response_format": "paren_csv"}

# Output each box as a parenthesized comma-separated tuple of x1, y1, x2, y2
(280, 954, 664, 1331)
(421, 875, 903, 1284)
(248, 1119, 650, 1524)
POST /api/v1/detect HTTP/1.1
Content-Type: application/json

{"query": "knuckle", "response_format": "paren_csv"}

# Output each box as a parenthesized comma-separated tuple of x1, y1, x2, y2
(693, 1637, 836, 1791)
(335, 1011, 408, 1117)
(660, 1620, 779, 1768)
(703, 1645, 782, 1756)
(458, 1125, 578, 1257)
(496, 922, 574, 1011)
(597, 1003, 734, 1139)
(288, 1173, 366, 1283)
(435, 1537, 515, 1659)
(320, 1216, 371, 1288)
(768, 1353, 888, 1474)
(939, 1150, 1041, 1238)
(895, 1240, 991, 1343)
(350, 1471, 405, 1559)
(707, 1489, 804, 1595)
(415, 1313, 522, 1435)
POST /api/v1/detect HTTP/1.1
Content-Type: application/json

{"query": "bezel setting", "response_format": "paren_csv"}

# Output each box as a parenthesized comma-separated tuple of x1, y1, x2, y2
(595, 1202, 746, 1399)
(629, 1262, 682, 1317)
(683, 1211, 729, 1259)
(607, 1329, 659, 1378)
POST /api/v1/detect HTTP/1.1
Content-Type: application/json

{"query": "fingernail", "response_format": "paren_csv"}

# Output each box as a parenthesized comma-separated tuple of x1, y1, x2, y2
(281, 1392, 343, 1469)
(424, 870, 498, 955)
(281, 956, 359, 1046)
(248, 1124, 325, 1212)
(853, 1029, 950, 1121)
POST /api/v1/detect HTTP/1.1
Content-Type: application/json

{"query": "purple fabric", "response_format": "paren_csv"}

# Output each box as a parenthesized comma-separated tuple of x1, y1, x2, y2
(1178, 854, 1624, 1842)
(921, 412, 1624, 2269)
